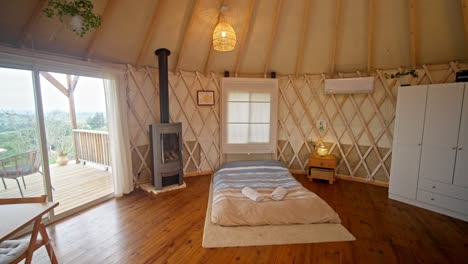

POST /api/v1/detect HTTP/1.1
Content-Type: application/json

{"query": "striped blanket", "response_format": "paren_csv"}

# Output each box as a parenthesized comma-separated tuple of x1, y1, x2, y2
(211, 160, 341, 226)
(213, 165, 302, 193)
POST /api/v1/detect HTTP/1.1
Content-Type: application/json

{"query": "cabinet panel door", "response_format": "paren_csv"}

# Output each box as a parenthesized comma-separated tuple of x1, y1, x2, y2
(420, 146, 458, 183)
(393, 85, 427, 145)
(389, 144, 422, 199)
(420, 83, 464, 183)
(454, 85, 468, 187)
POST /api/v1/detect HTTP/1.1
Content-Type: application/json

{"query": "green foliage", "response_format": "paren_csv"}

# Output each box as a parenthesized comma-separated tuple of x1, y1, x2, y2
(43, 0, 101, 37)
(0, 111, 38, 158)
(45, 110, 74, 160)
(86, 112, 106, 130)
(385, 69, 418, 79)
(0, 111, 107, 161)
(0, 110, 74, 161)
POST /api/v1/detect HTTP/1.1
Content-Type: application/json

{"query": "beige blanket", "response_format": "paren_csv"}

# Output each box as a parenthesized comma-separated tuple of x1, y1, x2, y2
(211, 186, 341, 226)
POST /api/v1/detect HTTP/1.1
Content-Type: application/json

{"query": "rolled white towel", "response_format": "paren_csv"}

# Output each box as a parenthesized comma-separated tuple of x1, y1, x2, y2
(271, 187, 288, 201)
(241, 187, 264, 202)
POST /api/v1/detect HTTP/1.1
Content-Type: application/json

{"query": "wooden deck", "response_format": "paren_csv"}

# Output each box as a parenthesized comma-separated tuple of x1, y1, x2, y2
(0, 163, 113, 214)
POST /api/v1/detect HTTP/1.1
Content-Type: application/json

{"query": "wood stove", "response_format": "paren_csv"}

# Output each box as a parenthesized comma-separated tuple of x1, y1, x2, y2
(150, 123, 183, 190)
(150, 48, 184, 190)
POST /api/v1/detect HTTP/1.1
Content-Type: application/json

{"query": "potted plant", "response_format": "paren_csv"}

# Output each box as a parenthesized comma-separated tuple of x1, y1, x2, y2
(56, 149, 69, 166)
(43, 0, 102, 37)
(385, 69, 418, 86)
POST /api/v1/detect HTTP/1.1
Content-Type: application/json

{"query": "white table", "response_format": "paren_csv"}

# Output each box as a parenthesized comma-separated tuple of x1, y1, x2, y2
(0, 202, 59, 264)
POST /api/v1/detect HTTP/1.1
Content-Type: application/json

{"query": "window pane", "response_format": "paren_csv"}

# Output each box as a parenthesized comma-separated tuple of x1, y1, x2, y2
(227, 124, 249, 143)
(249, 124, 270, 143)
(227, 102, 249, 123)
(228, 92, 249, 102)
(251, 92, 270, 102)
(0, 67, 45, 199)
(250, 102, 270, 123)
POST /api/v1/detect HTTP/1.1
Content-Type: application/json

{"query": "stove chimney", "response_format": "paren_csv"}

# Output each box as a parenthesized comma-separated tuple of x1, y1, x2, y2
(155, 48, 171, 123)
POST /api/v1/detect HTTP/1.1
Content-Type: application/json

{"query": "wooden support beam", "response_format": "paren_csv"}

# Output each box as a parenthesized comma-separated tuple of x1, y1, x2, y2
(136, 0, 162, 67)
(295, 0, 311, 77)
(408, 0, 417, 68)
(330, 0, 342, 73)
(203, 0, 225, 74)
(234, 0, 258, 77)
(263, 0, 284, 77)
(71, 76, 80, 92)
(175, 0, 200, 72)
(66, 75, 80, 164)
(86, 0, 117, 60)
(17, 0, 48, 47)
(39, 72, 69, 97)
(367, 0, 375, 72)
(462, 0, 468, 48)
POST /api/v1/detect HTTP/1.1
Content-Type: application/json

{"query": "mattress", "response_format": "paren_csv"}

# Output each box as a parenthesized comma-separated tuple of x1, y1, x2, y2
(211, 160, 341, 226)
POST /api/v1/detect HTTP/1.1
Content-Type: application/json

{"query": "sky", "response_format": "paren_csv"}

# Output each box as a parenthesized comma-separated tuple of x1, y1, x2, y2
(0, 67, 107, 114)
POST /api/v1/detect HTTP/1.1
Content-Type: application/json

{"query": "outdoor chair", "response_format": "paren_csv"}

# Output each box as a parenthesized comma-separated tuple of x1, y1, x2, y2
(0, 151, 41, 197)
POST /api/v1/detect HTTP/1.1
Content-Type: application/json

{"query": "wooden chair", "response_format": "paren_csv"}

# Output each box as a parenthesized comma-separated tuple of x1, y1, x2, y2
(0, 151, 41, 197)
(0, 195, 58, 264)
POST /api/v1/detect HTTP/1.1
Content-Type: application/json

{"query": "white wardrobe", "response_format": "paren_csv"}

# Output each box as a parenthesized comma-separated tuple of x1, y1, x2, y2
(389, 82, 468, 221)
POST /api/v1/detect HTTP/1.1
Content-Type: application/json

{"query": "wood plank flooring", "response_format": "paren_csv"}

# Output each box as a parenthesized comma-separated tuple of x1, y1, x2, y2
(28, 175, 468, 264)
(0, 163, 113, 214)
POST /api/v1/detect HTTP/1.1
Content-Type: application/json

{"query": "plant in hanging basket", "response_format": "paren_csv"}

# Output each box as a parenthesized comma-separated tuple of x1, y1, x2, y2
(43, 0, 101, 37)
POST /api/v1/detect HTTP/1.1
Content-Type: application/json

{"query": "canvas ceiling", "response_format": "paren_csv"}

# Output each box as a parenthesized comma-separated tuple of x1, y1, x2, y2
(0, 0, 466, 75)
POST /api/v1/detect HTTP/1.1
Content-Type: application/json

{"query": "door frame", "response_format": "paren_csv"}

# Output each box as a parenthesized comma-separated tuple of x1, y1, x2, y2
(0, 58, 116, 223)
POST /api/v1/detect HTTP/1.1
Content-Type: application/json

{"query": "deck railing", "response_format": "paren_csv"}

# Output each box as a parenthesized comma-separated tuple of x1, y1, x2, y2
(73, 129, 110, 167)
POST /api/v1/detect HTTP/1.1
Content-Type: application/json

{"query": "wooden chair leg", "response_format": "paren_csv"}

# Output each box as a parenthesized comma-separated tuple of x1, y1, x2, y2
(25, 218, 41, 264)
(15, 178, 24, 197)
(38, 223, 58, 264)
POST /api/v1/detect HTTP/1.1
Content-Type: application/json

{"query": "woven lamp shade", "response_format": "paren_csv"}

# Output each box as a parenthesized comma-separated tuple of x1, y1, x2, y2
(213, 19, 236, 51)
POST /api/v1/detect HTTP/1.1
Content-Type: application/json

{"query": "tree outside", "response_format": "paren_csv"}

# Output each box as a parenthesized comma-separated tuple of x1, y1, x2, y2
(0, 110, 107, 163)
(86, 112, 106, 130)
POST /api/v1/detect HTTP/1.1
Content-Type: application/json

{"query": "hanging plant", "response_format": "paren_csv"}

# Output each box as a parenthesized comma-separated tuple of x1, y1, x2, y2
(384, 69, 418, 79)
(43, 0, 101, 37)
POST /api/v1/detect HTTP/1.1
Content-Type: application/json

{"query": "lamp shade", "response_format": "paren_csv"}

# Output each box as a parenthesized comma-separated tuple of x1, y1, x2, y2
(213, 17, 236, 51)
(317, 145, 328, 156)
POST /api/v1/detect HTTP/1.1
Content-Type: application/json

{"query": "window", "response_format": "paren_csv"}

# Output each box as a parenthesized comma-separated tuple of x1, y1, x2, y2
(221, 78, 278, 154)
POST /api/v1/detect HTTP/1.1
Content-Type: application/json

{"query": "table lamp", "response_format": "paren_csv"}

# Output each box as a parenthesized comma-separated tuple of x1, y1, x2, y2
(317, 144, 328, 156)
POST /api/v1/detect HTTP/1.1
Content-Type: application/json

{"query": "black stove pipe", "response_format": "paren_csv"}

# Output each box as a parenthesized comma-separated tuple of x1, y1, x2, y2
(155, 48, 171, 123)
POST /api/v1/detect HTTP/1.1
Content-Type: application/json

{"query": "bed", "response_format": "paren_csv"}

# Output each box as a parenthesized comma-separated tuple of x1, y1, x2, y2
(211, 160, 341, 226)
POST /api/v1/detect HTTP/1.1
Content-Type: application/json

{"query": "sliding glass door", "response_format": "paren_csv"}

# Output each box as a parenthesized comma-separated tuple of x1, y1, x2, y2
(39, 71, 113, 216)
(0, 67, 46, 199)
(0, 64, 114, 219)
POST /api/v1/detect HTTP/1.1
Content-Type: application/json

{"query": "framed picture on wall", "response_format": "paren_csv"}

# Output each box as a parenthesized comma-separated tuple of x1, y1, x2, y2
(197, 90, 215, 106)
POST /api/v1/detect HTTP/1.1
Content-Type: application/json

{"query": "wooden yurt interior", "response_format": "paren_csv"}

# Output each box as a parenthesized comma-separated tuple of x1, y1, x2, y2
(0, 0, 467, 263)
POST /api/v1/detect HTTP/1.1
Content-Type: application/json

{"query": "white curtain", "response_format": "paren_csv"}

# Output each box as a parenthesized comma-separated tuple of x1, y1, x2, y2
(103, 73, 133, 196)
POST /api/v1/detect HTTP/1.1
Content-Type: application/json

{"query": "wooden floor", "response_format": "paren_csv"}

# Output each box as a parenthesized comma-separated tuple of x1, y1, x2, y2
(0, 163, 113, 214)
(28, 175, 467, 264)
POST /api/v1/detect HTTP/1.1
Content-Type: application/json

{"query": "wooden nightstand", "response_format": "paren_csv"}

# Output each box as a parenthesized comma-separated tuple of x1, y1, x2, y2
(308, 154, 337, 184)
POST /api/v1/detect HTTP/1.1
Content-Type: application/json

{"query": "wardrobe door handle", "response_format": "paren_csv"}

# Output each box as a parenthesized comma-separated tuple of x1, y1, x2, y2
(452, 147, 457, 150)
(459, 148, 463, 151)
(418, 143, 422, 146)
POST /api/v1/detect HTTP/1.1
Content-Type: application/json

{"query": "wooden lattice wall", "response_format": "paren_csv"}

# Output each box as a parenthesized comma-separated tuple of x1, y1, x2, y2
(126, 62, 467, 186)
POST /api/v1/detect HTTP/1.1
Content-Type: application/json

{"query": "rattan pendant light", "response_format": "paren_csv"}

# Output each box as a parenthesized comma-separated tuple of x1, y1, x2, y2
(213, 6, 236, 51)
